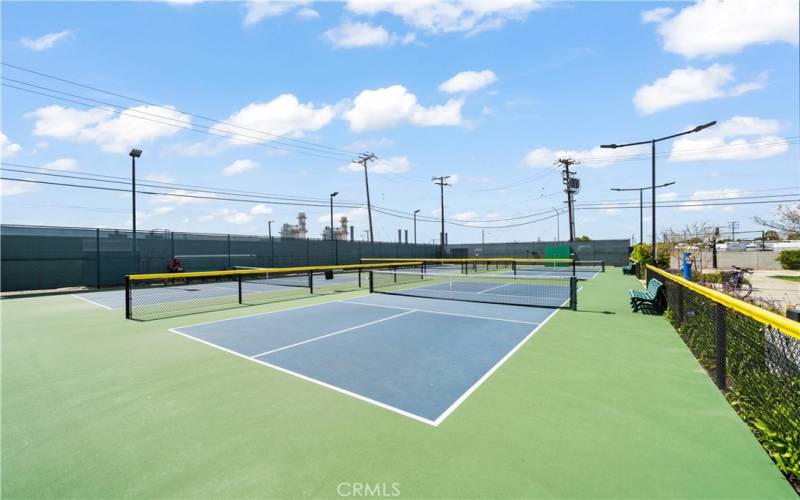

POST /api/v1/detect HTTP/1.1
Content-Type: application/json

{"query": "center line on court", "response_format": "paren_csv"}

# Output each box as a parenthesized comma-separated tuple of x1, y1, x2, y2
(251, 310, 416, 358)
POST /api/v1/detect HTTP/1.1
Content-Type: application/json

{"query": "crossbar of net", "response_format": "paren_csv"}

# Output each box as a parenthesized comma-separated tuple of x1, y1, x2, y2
(651, 269, 800, 483)
(370, 270, 575, 309)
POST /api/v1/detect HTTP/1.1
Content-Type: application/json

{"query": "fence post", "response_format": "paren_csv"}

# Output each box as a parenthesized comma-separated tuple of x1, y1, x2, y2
(270, 236, 275, 268)
(238, 273, 243, 304)
(96, 228, 101, 289)
(227, 234, 231, 270)
(714, 303, 727, 390)
(124, 276, 132, 319)
(171, 232, 175, 259)
(306, 238, 310, 266)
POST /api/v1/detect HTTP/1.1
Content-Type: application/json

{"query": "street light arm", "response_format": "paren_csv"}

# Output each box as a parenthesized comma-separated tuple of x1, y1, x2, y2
(601, 121, 716, 149)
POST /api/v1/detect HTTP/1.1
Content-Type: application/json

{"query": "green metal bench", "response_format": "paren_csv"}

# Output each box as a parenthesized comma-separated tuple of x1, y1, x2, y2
(628, 278, 664, 313)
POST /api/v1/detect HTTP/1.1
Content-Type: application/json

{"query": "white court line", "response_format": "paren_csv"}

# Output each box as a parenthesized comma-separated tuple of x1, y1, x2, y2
(476, 283, 511, 294)
(432, 291, 571, 426)
(251, 310, 416, 358)
(340, 300, 540, 325)
(168, 326, 438, 426)
(70, 294, 114, 311)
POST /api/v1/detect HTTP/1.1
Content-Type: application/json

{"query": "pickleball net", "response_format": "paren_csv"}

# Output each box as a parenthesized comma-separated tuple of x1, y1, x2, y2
(369, 270, 577, 309)
(125, 261, 422, 320)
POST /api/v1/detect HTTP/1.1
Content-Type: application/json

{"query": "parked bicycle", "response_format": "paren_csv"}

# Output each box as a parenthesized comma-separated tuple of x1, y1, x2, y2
(723, 265, 753, 299)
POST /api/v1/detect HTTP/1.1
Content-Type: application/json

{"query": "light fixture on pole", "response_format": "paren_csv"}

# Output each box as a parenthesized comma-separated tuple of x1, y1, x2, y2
(611, 181, 676, 245)
(268, 220, 274, 239)
(413, 209, 420, 244)
(330, 192, 338, 264)
(601, 121, 715, 261)
(129, 148, 142, 271)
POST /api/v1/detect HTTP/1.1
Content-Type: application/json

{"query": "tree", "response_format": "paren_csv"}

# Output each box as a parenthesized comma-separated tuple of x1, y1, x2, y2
(754, 204, 800, 233)
(576, 235, 591, 241)
(763, 230, 781, 241)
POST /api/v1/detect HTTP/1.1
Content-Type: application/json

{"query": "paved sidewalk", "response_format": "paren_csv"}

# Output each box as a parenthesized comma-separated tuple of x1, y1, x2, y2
(750, 270, 800, 309)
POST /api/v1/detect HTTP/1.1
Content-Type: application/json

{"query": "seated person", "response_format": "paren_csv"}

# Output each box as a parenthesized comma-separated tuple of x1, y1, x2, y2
(167, 257, 184, 273)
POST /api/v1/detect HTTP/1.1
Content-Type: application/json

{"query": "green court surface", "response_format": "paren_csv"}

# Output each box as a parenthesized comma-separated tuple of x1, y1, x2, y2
(1, 270, 795, 498)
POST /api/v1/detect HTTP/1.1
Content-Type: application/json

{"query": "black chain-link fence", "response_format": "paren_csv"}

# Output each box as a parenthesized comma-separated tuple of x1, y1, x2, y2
(646, 266, 800, 488)
(1, 224, 439, 292)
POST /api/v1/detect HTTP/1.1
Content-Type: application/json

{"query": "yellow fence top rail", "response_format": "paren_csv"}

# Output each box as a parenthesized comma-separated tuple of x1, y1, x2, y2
(645, 264, 800, 341)
(361, 257, 577, 264)
(127, 261, 423, 281)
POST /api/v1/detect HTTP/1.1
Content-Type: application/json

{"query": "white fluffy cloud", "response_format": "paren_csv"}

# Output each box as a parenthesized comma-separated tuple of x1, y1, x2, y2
(149, 189, 217, 206)
(243, 1, 311, 26)
(669, 116, 789, 162)
(452, 211, 478, 221)
(212, 95, 335, 143)
(524, 144, 648, 168)
(678, 189, 741, 211)
(222, 159, 259, 176)
(343, 85, 463, 132)
(199, 204, 272, 225)
(439, 70, 497, 94)
(646, 0, 799, 58)
(42, 158, 78, 171)
(144, 172, 177, 183)
(633, 64, 765, 114)
(20, 30, 72, 51)
(324, 22, 415, 48)
(641, 7, 673, 24)
(1, 132, 22, 158)
(25, 104, 190, 153)
(339, 156, 411, 174)
(346, 0, 543, 35)
(0, 179, 36, 197)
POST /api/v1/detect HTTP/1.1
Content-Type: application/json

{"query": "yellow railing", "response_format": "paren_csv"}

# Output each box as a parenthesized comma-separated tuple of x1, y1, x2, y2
(646, 264, 800, 340)
(127, 261, 423, 281)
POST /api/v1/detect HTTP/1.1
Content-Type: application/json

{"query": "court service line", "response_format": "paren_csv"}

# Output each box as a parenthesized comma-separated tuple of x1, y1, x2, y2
(168, 326, 438, 426)
(476, 283, 511, 294)
(251, 310, 416, 358)
(432, 293, 568, 426)
(70, 294, 114, 310)
(340, 300, 540, 325)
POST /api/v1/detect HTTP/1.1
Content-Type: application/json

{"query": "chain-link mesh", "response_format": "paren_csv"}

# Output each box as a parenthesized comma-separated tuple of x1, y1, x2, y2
(648, 267, 800, 487)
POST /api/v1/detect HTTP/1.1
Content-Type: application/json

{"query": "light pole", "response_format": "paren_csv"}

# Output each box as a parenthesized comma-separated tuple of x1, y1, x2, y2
(330, 192, 338, 264)
(552, 207, 560, 242)
(129, 148, 142, 271)
(268, 220, 274, 238)
(413, 209, 420, 244)
(611, 181, 676, 245)
(601, 121, 715, 261)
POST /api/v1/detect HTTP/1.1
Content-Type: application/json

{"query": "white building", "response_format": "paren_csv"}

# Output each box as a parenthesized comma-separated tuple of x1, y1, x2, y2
(322, 216, 350, 240)
(279, 213, 308, 239)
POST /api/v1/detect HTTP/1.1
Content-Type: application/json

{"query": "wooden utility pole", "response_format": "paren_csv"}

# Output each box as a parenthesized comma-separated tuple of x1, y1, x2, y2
(432, 176, 451, 256)
(354, 152, 377, 243)
(556, 158, 580, 242)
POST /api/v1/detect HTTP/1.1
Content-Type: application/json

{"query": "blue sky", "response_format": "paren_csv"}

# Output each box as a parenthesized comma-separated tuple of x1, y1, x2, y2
(1, 0, 798, 244)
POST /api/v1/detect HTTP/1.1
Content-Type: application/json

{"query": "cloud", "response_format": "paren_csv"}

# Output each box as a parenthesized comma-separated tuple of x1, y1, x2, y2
(641, 7, 673, 24)
(161, 140, 231, 157)
(453, 211, 478, 221)
(243, 1, 311, 26)
(1, 132, 22, 158)
(324, 22, 416, 48)
(212, 95, 335, 144)
(481, 106, 494, 116)
(657, 192, 678, 202)
(199, 204, 273, 225)
(222, 159, 259, 176)
(316, 207, 368, 226)
(678, 188, 741, 211)
(296, 7, 319, 19)
(343, 85, 463, 131)
(524, 144, 648, 168)
(647, 0, 799, 58)
(633, 64, 765, 114)
(20, 30, 72, 51)
(339, 156, 411, 174)
(669, 116, 790, 161)
(346, 0, 544, 36)
(25, 104, 191, 153)
(149, 189, 217, 206)
(42, 158, 78, 171)
(144, 172, 176, 183)
(439, 70, 497, 94)
(0, 179, 36, 197)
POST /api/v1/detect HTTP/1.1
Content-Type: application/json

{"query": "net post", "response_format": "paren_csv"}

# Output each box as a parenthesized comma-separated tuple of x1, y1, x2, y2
(570, 276, 578, 311)
(238, 273, 243, 304)
(368, 271, 374, 293)
(601, 261, 605, 272)
(308, 270, 314, 294)
(714, 303, 727, 390)
(124, 275, 132, 319)
(393, 268, 397, 283)
(512, 261, 517, 277)
(358, 268, 362, 288)
(571, 259, 576, 277)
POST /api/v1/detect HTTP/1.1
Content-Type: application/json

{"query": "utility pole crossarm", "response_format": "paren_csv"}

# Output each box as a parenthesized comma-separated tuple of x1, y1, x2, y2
(556, 157, 579, 242)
